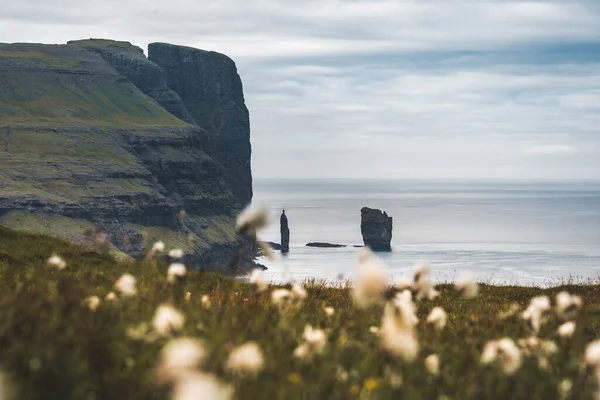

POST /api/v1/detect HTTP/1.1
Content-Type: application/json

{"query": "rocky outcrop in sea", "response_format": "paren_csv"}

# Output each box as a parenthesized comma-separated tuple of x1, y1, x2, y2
(360, 207, 393, 251)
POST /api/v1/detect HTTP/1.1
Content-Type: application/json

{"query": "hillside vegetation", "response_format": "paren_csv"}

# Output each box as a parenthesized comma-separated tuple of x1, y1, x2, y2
(0, 225, 599, 399)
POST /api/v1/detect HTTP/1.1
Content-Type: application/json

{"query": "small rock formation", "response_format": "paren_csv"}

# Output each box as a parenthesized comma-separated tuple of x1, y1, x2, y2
(306, 242, 346, 248)
(280, 210, 290, 254)
(360, 207, 393, 251)
(266, 241, 282, 251)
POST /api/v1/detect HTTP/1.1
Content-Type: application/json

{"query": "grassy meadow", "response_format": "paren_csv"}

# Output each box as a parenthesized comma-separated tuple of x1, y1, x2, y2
(0, 224, 599, 399)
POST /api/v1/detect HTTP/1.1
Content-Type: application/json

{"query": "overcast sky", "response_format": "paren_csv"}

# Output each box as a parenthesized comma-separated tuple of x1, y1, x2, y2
(2, 0, 600, 180)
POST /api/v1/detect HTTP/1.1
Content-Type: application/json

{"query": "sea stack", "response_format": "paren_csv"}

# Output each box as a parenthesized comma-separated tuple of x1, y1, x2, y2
(280, 210, 290, 254)
(360, 207, 393, 251)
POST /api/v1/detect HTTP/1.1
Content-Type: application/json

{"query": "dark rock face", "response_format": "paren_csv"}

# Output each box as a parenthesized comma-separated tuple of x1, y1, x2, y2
(266, 241, 282, 251)
(148, 43, 252, 207)
(360, 207, 393, 251)
(70, 40, 197, 125)
(306, 242, 346, 248)
(280, 210, 290, 253)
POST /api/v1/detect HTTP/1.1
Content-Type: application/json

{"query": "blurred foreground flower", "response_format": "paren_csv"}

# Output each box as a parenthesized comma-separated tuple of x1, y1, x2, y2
(83, 295, 100, 311)
(172, 372, 232, 400)
(522, 296, 551, 334)
(518, 336, 557, 370)
(380, 291, 419, 361)
(236, 205, 269, 234)
(324, 306, 335, 316)
(353, 249, 389, 308)
(226, 342, 264, 377)
(481, 338, 522, 375)
(426, 307, 447, 331)
(167, 263, 187, 284)
(558, 321, 576, 338)
(169, 248, 184, 259)
(425, 354, 440, 376)
(153, 304, 185, 337)
(115, 274, 137, 297)
(47, 255, 66, 270)
(249, 269, 268, 292)
(201, 295, 211, 309)
(454, 272, 479, 298)
(412, 263, 439, 300)
(294, 325, 327, 361)
(156, 338, 207, 385)
(556, 291, 582, 321)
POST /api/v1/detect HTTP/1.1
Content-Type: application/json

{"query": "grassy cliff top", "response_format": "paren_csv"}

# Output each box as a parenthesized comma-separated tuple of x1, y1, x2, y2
(67, 39, 145, 54)
(1, 225, 599, 399)
(0, 43, 188, 128)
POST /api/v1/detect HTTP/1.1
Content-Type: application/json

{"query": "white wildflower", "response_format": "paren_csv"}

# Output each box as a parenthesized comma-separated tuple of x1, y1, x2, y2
(249, 269, 268, 292)
(172, 373, 232, 400)
(83, 295, 101, 311)
(156, 338, 207, 384)
(585, 340, 600, 370)
(353, 250, 389, 307)
(47, 255, 66, 270)
(185, 292, 191, 302)
(369, 326, 380, 335)
(481, 338, 522, 375)
(115, 274, 137, 297)
(236, 205, 269, 233)
(380, 322, 419, 362)
(225, 342, 264, 377)
(169, 248, 184, 259)
(522, 295, 551, 334)
(558, 379, 572, 400)
(291, 283, 307, 302)
(455, 272, 479, 298)
(425, 354, 440, 376)
(152, 241, 165, 253)
(518, 336, 557, 370)
(324, 306, 335, 316)
(395, 275, 412, 291)
(412, 262, 438, 300)
(105, 292, 117, 301)
(201, 295, 211, 309)
(153, 304, 185, 336)
(380, 292, 419, 361)
(294, 325, 327, 360)
(558, 321, 576, 338)
(167, 263, 187, 284)
(271, 289, 291, 310)
(426, 307, 447, 331)
(556, 291, 582, 321)
(388, 290, 419, 329)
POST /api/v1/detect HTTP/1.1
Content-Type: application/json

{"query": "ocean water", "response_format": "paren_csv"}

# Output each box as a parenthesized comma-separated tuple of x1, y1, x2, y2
(252, 179, 600, 286)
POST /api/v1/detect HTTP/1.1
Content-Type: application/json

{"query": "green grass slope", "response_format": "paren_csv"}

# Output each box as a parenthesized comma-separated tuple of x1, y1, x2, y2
(0, 43, 187, 127)
(1, 226, 599, 399)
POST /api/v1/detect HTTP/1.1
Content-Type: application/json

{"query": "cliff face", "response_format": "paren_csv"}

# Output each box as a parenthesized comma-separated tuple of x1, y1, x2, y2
(148, 43, 253, 206)
(0, 40, 253, 270)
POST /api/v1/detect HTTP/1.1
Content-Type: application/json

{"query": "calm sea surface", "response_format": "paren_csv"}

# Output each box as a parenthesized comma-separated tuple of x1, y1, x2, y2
(252, 179, 600, 286)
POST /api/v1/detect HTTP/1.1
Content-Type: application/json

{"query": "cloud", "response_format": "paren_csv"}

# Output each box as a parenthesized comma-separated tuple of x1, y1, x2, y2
(522, 145, 577, 156)
(1, 0, 600, 179)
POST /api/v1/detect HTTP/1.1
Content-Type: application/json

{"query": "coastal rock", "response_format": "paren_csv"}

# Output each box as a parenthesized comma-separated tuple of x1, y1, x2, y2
(148, 43, 252, 206)
(360, 207, 393, 251)
(266, 241, 282, 251)
(280, 210, 290, 253)
(306, 242, 346, 248)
